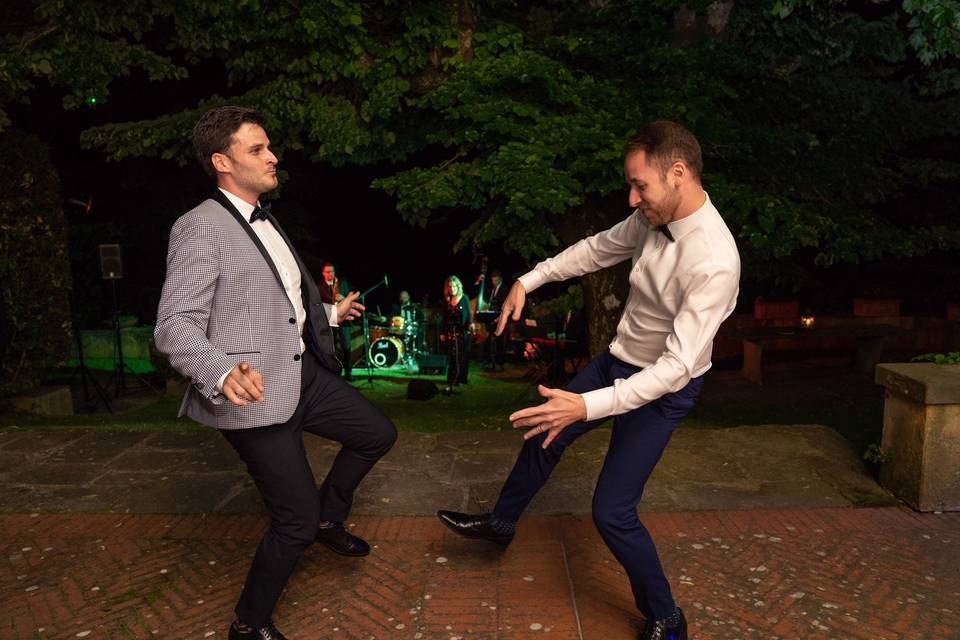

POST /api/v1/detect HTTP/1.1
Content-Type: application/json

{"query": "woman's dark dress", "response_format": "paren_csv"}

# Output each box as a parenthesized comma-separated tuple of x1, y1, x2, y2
(442, 296, 471, 386)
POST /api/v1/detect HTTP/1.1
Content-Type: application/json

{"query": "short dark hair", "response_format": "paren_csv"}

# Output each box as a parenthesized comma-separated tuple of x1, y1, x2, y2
(623, 120, 703, 181)
(192, 106, 266, 177)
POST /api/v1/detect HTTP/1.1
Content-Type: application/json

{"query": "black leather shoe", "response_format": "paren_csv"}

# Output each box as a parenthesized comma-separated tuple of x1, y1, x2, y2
(228, 619, 288, 640)
(315, 523, 370, 557)
(639, 608, 687, 640)
(437, 510, 514, 548)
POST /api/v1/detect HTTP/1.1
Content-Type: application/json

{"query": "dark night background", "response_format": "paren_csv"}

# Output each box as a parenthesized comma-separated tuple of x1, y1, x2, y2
(3, 0, 958, 350)
(11, 64, 530, 332)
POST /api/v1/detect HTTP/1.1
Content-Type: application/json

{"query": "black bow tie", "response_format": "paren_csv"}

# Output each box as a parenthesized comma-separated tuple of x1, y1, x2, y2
(249, 202, 272, 223)
(657, 224, 675, 242)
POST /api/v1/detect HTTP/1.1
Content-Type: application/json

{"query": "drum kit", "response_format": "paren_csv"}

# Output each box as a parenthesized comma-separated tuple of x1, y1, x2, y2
(366, 304, 423, 369)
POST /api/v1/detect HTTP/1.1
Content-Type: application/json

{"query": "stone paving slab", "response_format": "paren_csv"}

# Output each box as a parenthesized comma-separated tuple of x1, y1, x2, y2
(1, 509, 958, 639)
(0, 425, 894, 516)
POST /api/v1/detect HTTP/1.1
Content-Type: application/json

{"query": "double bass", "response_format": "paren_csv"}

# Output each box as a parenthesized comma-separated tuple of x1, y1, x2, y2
(470, 256, 490, 344)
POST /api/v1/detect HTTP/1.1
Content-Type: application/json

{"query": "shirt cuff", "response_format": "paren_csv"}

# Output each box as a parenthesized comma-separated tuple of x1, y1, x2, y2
(215, 367, 232, 393)
(518, 270, 547, 294)
(326, 302, 339, 327)
(581, 387, 616, 422)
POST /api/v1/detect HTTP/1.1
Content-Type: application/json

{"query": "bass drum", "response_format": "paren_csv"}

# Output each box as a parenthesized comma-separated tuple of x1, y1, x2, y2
(369, 336, 405, 368)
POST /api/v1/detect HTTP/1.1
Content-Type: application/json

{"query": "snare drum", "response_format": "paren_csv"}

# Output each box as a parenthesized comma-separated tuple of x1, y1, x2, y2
(369, 336, 405, 368)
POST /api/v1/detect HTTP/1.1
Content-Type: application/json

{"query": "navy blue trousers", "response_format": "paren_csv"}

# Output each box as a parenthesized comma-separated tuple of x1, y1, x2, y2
(493, 351, 704, 620)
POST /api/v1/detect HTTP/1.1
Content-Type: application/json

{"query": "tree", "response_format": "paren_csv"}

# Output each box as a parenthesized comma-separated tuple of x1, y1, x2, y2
(3, 1, 958, 352)
(0, 128, 73, 395)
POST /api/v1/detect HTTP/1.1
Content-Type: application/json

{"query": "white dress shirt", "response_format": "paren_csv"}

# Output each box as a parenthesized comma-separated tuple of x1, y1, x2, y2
(518, 193, 740, 421)
(216, 189, 337, 390)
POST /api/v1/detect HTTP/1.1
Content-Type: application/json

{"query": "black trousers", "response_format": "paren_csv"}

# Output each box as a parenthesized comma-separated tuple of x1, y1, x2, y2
(220, 350, 397, 626)
(481, 322, 507, 365)
(333, 324, 353, 379)
(445, 332, 471, 385)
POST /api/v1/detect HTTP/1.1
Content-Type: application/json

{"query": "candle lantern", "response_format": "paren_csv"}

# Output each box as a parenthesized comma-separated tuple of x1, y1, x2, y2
(800, 312, 816, 330)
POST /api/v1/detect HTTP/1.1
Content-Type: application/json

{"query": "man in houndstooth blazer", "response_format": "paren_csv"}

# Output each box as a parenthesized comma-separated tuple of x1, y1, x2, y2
(155, 106, 397, 640)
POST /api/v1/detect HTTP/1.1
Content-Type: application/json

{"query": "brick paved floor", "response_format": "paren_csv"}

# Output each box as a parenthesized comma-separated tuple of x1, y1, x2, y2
(2, 508, 958, 640)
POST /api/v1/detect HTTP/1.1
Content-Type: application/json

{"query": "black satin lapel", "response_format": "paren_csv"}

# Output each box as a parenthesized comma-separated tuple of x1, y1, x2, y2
(210, 190, 284, 288)
(265, 216, 322, 303)
(259, 209, 334, 342)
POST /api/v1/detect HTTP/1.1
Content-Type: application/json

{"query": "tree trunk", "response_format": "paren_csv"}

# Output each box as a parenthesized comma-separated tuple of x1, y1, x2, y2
(552, 195, 630, 357)
(456, 0, 476, 63)
(674, 1, 735, 45)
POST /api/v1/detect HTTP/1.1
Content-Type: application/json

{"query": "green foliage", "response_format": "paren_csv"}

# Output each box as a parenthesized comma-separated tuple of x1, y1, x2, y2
(2, 0, 958, 291)
(0, 128, 74, 395)
(532, 285, 585, 318)
(911, 351, 960, 364)
(863, 442, 892, 465)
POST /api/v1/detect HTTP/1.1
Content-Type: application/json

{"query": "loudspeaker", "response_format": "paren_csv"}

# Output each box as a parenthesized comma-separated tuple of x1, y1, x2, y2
(416, 353, 447, 375)
(407, 379, 439, 401)
(98, 244, 123, 280)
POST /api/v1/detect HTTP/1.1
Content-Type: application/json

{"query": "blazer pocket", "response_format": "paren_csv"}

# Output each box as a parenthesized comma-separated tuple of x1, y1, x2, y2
(225, 351, 262, 372)
(215, 351, 263, 421)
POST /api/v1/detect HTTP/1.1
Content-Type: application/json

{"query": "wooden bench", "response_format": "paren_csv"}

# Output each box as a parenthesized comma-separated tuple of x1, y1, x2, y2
(726, 323, 903, 384)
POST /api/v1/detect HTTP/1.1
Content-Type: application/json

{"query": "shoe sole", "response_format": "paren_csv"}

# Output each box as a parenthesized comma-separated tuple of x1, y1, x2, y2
(316, 538, 370, 557)
(437, 515, 512, 549)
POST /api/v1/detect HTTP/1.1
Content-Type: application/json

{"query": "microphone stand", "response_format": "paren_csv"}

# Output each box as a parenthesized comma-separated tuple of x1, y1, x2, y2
(358, 275, 389, 386)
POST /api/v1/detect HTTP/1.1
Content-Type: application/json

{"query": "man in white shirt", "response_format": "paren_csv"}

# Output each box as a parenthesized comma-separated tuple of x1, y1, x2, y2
(155, 106, 397, 640)
(438, 121, 740, 640)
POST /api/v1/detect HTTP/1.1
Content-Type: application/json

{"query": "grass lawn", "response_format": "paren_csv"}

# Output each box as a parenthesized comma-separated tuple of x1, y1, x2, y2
(1, 358, 885, 455)
(0, 366, 545, 434)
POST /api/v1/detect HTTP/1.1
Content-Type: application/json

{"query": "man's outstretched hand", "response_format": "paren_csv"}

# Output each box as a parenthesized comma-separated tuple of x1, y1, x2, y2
(494, 281, 527, 336)
(509, 384, 587, 449)
(336, 290, 365, 323)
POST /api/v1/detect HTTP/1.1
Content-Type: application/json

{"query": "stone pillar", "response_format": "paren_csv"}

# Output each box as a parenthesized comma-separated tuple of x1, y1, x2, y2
(875, 363, 960, 511)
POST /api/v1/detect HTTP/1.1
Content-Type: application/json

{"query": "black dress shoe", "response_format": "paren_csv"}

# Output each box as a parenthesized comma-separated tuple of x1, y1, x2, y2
(228, 620, 288, 640)
(436, 510, 514, 548)
(315, 523, 370, 557)
(639, 608, 687, 640)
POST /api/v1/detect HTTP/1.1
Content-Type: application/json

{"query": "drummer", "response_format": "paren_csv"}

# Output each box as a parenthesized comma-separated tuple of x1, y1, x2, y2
(391, 290, 413, 317)
(390, 290, 424, 355)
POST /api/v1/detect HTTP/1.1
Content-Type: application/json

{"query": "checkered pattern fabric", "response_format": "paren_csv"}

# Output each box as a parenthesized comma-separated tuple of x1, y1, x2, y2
(155, 197, 339, 429)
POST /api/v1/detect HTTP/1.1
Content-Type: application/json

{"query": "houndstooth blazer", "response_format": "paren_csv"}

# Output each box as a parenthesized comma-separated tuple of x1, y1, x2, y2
(154, 190, 341, 429)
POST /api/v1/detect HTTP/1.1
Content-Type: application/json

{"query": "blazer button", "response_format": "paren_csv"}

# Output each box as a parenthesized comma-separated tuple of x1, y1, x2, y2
(293, 354, 301, 361)
(289, 317, 296, 324)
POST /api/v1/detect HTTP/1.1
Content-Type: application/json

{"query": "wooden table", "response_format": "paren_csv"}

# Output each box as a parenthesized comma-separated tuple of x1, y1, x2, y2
(726, 324, 903, 384)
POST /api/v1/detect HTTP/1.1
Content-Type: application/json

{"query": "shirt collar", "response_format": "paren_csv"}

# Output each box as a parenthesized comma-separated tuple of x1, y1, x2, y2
(659, 191, 716, 242)
(219, 188, 258, 223)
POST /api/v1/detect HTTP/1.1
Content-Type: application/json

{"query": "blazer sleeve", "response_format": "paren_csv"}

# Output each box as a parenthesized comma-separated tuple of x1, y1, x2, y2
(154, 214, 236, 403)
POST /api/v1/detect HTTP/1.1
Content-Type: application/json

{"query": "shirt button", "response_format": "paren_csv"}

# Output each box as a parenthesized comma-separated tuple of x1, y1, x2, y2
(289, 318, 296, 324)
(293, 354, 301, 361)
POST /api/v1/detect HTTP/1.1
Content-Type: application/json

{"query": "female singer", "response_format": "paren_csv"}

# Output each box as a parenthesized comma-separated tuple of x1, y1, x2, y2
(440, 275, 473, 393)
